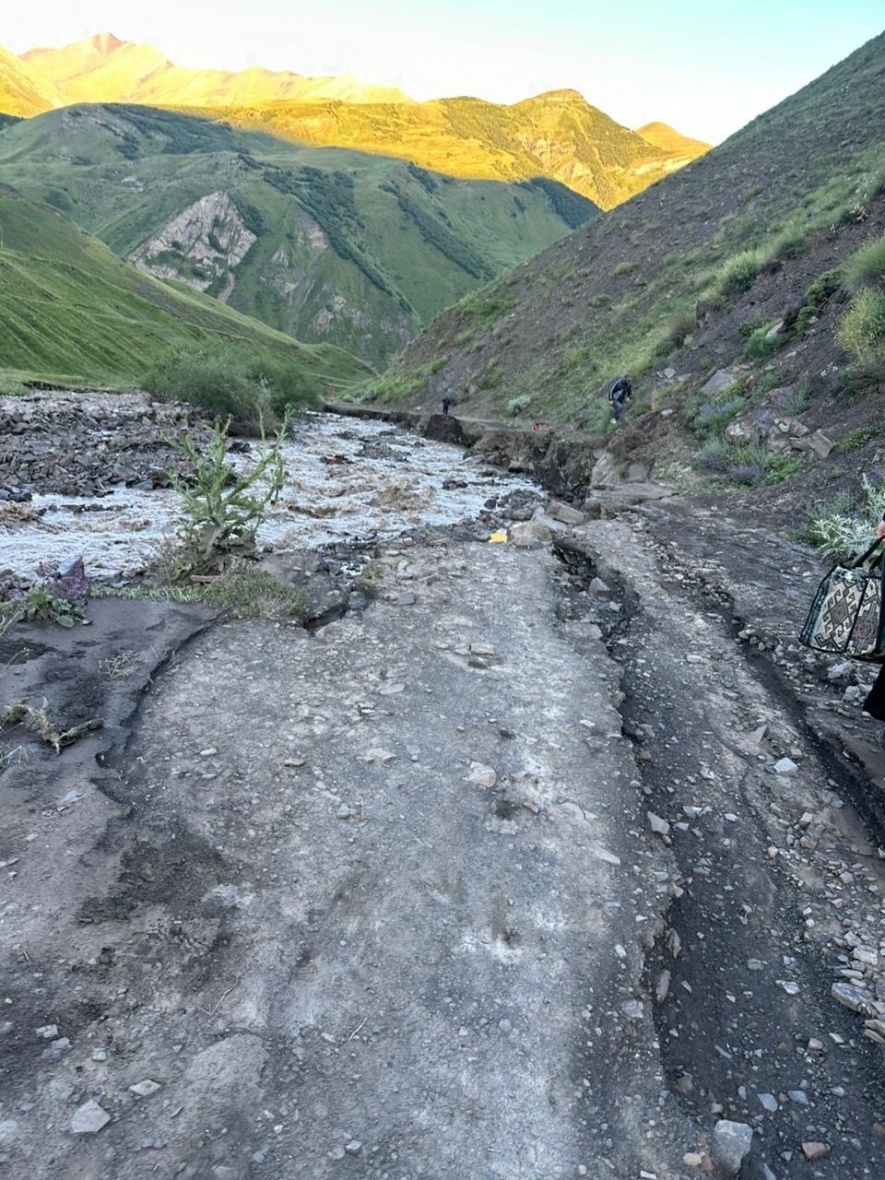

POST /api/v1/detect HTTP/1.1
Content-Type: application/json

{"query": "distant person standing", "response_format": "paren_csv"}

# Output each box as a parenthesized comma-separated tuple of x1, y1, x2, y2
(442, 396, 452, 415)
(609, 374, 632, 424)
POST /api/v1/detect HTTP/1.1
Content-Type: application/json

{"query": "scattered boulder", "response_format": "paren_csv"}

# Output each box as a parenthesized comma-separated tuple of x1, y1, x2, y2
(711, 1120, 753, 1176)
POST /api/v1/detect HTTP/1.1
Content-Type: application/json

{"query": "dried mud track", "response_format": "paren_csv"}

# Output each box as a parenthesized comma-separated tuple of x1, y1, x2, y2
(0, 541, 694, 1179)
(4, 518, 885, 1180)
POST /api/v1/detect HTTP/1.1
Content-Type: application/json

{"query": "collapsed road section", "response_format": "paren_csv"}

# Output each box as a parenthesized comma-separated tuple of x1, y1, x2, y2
(554, 518, 885, 1179)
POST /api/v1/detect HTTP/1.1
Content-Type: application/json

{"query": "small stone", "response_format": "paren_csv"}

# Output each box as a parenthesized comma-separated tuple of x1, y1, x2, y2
(378, 682, 405, 695)
(0, 1022, 13, 1035)
(396, 592, 416, 606)
(464, 763, 497, 789)
(802, 1142, 828, 1161)
(35, 1024, 59, 1040)
(758, 1093, 778, 1112)
(773, 758, 798, 775)
(199, 747, 218, 757)
(71, 1100, 110, 1134)
(711, 1120, 753, 1175)
(336, 804, 354, 819)
(777, 980, 800, 996)
(362, 748, 396, 764)
(92, 1048, 108, 1062)
(129, 1079, 162, 1098)
(682, 1154, 704, 1169)
(345, 1140, 362, 1155)
(788, 1090, 808, 1105)
(647, 812, 670, 836)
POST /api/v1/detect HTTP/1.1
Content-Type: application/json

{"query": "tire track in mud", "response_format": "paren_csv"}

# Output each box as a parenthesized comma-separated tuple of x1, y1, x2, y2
(554, 521, 885, 1179)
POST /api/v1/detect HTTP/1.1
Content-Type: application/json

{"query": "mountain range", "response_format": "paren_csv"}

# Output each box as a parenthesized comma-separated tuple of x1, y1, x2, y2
(0, 34, 709, 210)
(20, 32, 412, 108)
(0, 102, 597, 367)
(376, 29, 885, 518)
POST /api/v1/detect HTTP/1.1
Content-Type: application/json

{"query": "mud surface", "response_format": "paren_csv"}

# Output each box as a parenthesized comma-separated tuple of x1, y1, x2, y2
(1, 403, 885, 1180)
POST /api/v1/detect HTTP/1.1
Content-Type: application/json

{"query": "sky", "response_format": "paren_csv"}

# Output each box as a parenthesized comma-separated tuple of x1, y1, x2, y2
(4, 1, 884, 144)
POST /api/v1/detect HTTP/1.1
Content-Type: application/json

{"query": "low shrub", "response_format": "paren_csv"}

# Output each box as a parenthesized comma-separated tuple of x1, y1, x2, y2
(143, 344, 321, 434)
(805, 474, 885, 558)
(506, 394, 532, 417)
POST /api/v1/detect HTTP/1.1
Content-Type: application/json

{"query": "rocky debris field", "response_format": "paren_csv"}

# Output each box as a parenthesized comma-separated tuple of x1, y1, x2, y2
(0, 401, 884, 1179)
(0, 390, 194, 498)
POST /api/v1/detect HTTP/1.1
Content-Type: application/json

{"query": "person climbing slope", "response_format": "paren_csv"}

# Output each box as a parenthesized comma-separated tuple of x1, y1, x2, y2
(609, 374, 632, 424)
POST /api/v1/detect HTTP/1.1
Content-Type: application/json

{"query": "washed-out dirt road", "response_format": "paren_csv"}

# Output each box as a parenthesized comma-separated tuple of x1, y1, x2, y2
(1, 407, 884, 1180)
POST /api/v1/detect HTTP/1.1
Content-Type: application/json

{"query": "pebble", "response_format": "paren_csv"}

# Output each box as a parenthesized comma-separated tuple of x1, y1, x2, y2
(777, 980, 800, 996)
(35, 1025, 59, 1040)
(71, 1100, 111, 1134)
(92, 1048, 108, 1062)
(801, 1142, 828, 1160)
(129, 1079, 162, 1098)
(788, 1090, 808, 1105)
(199, 747, 218, 757)
(758, 1093, 778, 1112)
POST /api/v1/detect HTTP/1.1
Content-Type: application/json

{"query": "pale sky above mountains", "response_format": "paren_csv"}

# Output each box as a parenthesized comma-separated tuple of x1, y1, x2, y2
(6, 0, 883, 143)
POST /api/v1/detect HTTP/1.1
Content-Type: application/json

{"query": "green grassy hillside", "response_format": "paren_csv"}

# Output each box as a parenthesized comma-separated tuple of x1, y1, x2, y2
(364, 32, 885, 512)
(0, 103, 597, 367)
(0, 186, 368, 389)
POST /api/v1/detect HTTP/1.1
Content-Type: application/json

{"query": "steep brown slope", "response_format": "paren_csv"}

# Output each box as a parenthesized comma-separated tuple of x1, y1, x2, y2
(21, 32, 412, 107)
(371, 31, 885, 524)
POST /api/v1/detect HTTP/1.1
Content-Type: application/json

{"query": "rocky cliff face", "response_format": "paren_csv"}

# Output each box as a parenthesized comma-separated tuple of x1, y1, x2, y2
(129, 191, 256, 298)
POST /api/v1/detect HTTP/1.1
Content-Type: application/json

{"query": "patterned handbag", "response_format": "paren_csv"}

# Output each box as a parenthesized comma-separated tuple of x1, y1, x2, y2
(799, 535, 885, 661)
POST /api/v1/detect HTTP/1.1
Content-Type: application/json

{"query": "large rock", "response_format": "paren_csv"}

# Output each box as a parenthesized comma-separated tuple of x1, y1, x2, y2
(711, 1120, 753, 1176)
(546, 499, 586, 526)
(590, 453, 620, 489)
(700, 369, 737, 397)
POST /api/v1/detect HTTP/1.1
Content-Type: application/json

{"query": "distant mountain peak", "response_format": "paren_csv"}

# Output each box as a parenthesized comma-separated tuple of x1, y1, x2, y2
(90, 32, 126, 55)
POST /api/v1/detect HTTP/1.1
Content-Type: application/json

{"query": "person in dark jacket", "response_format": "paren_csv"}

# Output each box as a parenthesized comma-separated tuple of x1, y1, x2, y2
(609, 374, 632, 423)
(863, 519, 885, 745)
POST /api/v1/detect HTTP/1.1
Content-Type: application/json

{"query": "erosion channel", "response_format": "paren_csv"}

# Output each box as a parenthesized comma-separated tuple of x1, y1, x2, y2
(0, 400, 884, 1180)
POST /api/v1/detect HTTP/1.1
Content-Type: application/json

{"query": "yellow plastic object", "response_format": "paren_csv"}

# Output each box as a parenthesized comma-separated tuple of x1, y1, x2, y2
(489, 531, 508, 544)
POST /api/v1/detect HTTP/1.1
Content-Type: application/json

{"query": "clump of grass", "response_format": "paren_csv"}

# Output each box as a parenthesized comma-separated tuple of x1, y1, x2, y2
(714, 251, 759, 298)
(614, 261, 636, 276)
(842, 238, 885, 295)
(741, 323, 786, 361)
(666, 311, 696, 348)
(795, 269, 844, 335)
(196, 560, 308, 620)
(837, 289, 885, 363)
